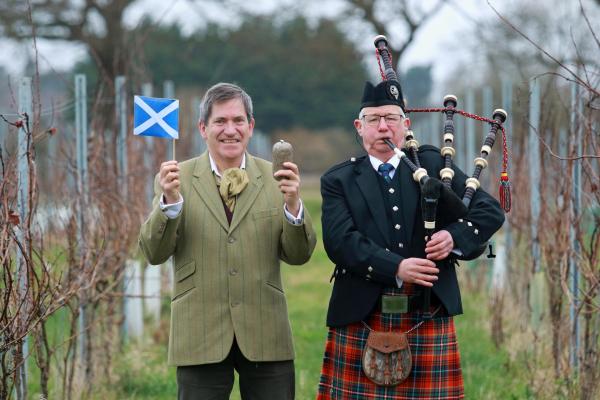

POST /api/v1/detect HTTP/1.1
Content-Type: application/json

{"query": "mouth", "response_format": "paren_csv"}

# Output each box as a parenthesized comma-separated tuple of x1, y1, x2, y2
(219, 139, 240, 144)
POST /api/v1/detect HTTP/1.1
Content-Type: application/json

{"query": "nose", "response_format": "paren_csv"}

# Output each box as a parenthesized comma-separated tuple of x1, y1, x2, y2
(223, 120, 237, 134)
(377, 116, 390, 130)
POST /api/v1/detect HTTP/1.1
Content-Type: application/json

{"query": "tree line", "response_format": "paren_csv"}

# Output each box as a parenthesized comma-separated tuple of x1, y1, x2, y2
(73, 16, 369, 133)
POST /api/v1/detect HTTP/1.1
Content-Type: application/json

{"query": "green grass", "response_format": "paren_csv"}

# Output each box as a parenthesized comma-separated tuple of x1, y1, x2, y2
(457, 292, 530, 399)
(25, 187, 531, 399)
(102, 263, 531, 399)
(111, 344, 177, 399)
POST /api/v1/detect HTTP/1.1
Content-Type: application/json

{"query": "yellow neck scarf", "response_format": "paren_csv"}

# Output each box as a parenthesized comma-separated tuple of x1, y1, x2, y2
(215, 168, 249, 212)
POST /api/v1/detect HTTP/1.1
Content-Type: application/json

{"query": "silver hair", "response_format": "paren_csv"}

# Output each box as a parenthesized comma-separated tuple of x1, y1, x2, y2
(198, 82, 253, 124)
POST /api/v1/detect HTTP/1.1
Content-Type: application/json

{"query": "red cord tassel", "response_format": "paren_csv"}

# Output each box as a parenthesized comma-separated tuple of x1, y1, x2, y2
(499, 172, 511, 212)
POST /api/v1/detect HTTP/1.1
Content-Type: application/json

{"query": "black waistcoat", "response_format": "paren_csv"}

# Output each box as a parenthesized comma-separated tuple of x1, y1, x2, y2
(375, 169, 406, 256)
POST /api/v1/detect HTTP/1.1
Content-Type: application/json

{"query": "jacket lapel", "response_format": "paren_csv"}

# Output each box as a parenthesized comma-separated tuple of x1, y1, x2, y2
(229, 154, 263, 233)
(191, 152, 230, 231)
(355, 157, 391, 247)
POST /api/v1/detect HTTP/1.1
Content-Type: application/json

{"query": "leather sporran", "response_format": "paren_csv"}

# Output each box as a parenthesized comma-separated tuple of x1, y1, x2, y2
(362, 330, 412, 386)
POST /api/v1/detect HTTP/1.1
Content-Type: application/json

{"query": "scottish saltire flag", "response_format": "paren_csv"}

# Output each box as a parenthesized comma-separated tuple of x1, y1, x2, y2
(133, 96, 179, 139)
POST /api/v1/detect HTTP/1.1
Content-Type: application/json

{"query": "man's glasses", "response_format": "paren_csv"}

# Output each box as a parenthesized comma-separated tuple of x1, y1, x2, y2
(362, 114, 404, 127)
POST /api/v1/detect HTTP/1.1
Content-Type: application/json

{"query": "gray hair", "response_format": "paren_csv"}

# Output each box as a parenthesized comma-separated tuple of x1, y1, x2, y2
(198, 82, 253, 124)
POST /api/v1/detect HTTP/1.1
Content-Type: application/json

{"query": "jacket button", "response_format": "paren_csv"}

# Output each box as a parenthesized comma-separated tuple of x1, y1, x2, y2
(228, 237, 235, 243)
(368, 266, 373, 272)
(229, 269, 238, 276)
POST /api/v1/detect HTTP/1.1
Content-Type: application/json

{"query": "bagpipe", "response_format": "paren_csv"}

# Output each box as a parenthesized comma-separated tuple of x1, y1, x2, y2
(372, 35, 511, 314)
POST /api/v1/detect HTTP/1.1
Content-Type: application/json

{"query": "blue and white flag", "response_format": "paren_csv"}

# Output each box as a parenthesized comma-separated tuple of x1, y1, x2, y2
(133, 96, 179, 139)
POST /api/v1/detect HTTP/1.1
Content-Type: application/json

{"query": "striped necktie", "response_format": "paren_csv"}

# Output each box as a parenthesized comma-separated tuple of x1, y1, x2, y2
(378, 163, 394, 184)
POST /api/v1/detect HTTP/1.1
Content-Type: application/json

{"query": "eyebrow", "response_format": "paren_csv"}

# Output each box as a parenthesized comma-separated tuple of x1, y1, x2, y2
(212, 115, 247, 121)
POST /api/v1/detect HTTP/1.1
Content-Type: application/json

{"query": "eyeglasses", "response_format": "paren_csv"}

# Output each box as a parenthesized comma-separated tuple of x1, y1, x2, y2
(362, 113, 404, 127)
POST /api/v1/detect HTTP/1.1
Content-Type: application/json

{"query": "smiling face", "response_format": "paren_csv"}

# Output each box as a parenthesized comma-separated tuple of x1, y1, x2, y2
(199, 98, 254, 171)
(354, 104, 410, 161)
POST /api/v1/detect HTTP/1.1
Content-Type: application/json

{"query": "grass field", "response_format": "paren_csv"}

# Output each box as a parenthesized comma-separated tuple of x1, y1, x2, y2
(82, 187, 531, 399)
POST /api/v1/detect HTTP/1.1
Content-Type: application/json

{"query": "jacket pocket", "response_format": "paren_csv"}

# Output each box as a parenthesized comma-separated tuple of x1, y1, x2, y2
(173, 260, 196, 301)
(265, 280, 284, 294)
(253, 207, 279, 220)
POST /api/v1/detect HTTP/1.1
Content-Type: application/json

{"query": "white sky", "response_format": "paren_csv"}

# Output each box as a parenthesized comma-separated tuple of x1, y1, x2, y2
(0, 0, 502, 85)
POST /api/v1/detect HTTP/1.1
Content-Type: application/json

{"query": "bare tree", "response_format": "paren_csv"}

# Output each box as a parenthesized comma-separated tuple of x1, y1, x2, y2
(451, 0, 599, 398)
(451, 0, 600, 86)
(0, 0, 138, 83)
(335, 0, 449, 69)
(1, 86, 145, 400)
(0, 5, 146, 396)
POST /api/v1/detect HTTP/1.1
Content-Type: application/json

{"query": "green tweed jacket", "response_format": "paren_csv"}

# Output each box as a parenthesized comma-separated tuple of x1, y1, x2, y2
(139, 152, 317, 366)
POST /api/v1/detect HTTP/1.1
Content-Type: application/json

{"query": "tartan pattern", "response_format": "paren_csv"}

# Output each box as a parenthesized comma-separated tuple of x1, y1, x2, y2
(317, 285, 464, 399)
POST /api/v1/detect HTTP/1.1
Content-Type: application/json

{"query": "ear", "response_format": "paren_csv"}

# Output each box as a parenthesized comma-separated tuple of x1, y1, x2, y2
(403, 117, 411, 129)
(248, 117, 255, 138)
(353, 119, 362, 136)
(199, 120, 207, 140)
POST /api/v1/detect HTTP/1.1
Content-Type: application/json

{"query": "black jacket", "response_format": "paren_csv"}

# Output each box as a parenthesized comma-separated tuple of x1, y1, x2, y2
(321, 146, 505, 327)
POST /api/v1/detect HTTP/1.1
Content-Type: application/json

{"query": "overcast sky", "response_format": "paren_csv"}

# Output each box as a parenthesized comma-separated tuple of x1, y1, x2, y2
(0, 0, 502, 84)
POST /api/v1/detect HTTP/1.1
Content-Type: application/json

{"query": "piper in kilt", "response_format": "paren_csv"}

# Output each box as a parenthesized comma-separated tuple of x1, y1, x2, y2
(316, 79, 505, 399)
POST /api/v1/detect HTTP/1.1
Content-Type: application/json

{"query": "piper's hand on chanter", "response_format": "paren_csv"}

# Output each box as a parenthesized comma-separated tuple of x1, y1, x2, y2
(273, 161, 301, 216)
(425, 230, 454, 261)
(397, 258, 439, 287)
(159, 160, 180, 204)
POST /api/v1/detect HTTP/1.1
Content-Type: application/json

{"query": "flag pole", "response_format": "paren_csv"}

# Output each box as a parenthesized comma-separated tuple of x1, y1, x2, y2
(172, 139, 176, 161)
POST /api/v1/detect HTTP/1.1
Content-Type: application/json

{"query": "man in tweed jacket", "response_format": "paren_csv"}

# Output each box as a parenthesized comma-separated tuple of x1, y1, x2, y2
(139, 82, 316, 400)
(316, 79, 504, 399)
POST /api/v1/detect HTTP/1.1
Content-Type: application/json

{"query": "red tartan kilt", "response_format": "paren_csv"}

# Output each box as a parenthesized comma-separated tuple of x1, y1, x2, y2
(317, 285, 464, 399)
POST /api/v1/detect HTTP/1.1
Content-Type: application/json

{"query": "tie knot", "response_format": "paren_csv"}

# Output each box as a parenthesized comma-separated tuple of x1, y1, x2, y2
(378, 163, 394, 183)
(378, 163, 394, 174)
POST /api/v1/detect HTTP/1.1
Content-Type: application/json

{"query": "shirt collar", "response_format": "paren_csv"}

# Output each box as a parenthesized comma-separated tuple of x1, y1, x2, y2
(368, 153, 400, 172)
(209, 153, 246, 177)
